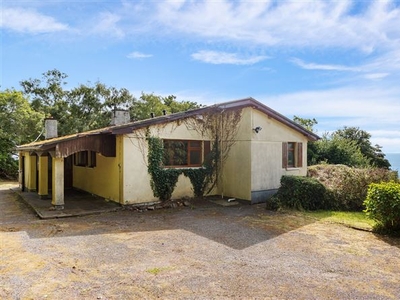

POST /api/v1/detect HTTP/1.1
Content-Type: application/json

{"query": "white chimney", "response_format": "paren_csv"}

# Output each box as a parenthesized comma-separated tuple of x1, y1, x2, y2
(111, 110, 130, 126)
(45, 118, 58, 139)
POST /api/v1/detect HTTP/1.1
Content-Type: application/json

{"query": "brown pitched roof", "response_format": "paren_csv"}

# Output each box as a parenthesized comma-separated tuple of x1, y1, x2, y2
(17, 97, 319, 153)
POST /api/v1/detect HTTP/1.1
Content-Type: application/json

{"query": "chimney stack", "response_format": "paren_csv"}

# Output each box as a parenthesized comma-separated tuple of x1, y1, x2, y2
(111, 110, 130, 126)
(44, 117, 58, 139)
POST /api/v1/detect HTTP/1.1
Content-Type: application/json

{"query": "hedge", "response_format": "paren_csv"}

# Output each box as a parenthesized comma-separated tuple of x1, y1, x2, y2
(364, 181, 400, 233)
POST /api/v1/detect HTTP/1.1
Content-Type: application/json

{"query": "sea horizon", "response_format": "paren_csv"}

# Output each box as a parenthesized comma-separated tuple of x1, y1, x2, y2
(386, 153, 400, 173)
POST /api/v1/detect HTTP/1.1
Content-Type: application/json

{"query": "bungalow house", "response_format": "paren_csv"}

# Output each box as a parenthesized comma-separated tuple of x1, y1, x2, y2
(16, 97, 319, 209)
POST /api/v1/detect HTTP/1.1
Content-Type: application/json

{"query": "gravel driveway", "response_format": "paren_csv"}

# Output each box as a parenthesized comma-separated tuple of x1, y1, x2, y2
(1, 183, 400, 299)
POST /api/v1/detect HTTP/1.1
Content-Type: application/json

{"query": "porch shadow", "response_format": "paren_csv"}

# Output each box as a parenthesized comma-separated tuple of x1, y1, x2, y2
(7, 188, 318, 250)
(12, 188, 121, 219)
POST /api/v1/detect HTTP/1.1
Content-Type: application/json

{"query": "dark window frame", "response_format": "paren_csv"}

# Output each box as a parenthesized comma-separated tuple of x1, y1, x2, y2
(163, 139, 210, 168)
(282, 142, 303, 169)
(74, 150, 97, 168)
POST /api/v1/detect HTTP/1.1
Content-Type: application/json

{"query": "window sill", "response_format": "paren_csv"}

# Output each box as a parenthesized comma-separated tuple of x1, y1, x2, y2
(163, 166, 204, 170)
(285, 167, 301, 171)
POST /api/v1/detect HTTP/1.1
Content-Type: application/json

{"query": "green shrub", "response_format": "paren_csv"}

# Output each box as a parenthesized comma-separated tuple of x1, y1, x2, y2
(364, 181, 400, 233)
(308, 164, 398, 211)
(273, 175, 330, 211)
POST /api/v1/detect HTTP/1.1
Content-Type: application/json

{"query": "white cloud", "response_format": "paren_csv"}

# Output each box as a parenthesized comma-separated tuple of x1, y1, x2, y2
(363, 73, 390, 80)
(259, 85, 400, 152)
(91, 12, 124, 38)
(291, 48, 400, 79)
(191, 50, 268, 65)
(0, 7, 68, 33)
(127, 51, 153, 59)
(154, 0, 400, 51)
(264, 86, 400, 119)
(290, 58, 361, 72)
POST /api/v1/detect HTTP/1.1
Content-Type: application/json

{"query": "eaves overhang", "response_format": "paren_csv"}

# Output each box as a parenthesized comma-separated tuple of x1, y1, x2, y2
(17, 97, 319, 155)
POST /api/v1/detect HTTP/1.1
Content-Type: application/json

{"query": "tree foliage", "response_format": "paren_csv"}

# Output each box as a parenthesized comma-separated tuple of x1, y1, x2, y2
(0, 90, 43, 178)
(333, 127, 390, 168)
(20, 70, 202, 135)
(293, 115, 318, 132)
(1, 69, 201, 179)
(294, 115, 392, 169)
(131, 93, 202, 121)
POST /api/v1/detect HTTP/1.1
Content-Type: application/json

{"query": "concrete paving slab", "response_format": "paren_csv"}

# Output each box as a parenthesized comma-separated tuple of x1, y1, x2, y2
(11, 188, 121, 219)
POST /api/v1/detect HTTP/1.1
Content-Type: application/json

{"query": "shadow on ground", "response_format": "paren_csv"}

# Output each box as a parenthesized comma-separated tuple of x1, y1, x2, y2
(1, 184, 319, 250)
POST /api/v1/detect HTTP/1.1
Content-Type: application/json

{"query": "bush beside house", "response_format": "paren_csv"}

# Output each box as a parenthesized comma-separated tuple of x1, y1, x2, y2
(364, 181, 400, 234)
(270, 176, 331, 211)
(270, 164, 398, 212)
(307, 164, 397, 211)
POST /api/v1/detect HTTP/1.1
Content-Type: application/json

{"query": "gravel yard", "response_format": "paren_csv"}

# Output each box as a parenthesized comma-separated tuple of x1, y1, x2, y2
(1, 182, 400, 299)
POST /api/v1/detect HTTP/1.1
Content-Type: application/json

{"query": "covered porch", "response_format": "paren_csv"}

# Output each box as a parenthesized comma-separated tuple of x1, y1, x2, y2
(13, 187, 121, 219)
(17, 133, 117, 210)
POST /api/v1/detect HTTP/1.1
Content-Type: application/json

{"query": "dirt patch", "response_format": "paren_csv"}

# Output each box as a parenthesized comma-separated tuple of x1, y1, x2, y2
(1, 184, 400, 299)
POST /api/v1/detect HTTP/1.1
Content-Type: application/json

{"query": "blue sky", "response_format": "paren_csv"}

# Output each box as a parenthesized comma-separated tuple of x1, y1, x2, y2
(1, 0, 400, 153)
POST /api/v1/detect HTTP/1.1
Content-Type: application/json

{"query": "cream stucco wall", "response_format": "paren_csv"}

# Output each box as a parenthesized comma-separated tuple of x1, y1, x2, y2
(220, 108, 252, 200)
(250, 109, 308, 198)
(122, 123, 208, 205)
(220, 107, 310, 202)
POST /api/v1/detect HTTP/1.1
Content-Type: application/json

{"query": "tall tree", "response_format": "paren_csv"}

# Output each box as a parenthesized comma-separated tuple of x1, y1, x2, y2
(333, 127, 390, 169)
(131, 93, 202, 121)
(310, 133, 371, 167)
(0, 90, 43, 178)
(20, 70, 136, 135)
(69, 83, 135, 132)
(293, 115, 318, 132)
(20, 69, 71, 135)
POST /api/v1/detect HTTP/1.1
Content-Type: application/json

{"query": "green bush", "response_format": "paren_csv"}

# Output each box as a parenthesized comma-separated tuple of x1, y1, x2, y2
(308, 164, 398, 211)
(273, 175, 330, 211)
(364, 181, 400, 233)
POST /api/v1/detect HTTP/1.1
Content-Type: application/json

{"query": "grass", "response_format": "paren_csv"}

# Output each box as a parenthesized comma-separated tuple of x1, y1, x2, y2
(146, 266, 174, 275)
(301, 210, 376, 231)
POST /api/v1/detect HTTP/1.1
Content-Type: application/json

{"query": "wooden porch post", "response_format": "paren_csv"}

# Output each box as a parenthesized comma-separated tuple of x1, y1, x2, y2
(51, 156, 64, 209)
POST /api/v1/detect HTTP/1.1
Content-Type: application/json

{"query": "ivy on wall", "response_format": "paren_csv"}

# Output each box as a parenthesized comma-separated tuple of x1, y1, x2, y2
(147, 136, 181, 201)
(146, 107, 242, 202)
(147, 136, 214, 201)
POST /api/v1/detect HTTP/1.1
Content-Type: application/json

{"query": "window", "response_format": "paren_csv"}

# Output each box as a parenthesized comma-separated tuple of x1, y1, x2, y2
(88, 151, 97, 168)
(163, 140, 210, 167)
(282, 142, 303, 168)
(74, 151, 96, 167)
(74, 151, 88, 167)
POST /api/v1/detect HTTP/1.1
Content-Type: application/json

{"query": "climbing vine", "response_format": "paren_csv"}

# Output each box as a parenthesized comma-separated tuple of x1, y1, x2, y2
(147, 136, 181, 202)
(183, 107, 243, 195)
(146, 107, 242, 202)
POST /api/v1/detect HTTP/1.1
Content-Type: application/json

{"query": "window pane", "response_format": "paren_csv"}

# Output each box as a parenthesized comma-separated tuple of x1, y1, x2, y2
(288, 142, 295, 167)
(190, 141, 201, 148)
(164, 141, 188, 166)
(190, 150, 201, 165)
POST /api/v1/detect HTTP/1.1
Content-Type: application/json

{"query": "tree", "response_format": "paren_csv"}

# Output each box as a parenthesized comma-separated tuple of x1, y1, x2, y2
(310, 133, 371, 167)
(68, 83, 135, 133)
(333, 127, 390, 169)
(131, 93, 202, 121)
(0, 90, 43, 178)
(20, 70, 136, 135)
(293, 115, 318, 132)
(20, 69, 71, 135)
